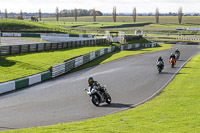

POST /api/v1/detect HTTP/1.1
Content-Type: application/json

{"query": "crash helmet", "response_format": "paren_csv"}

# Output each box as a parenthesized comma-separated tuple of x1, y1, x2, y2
(159, 56, 162, 60)
(88, 77, 94, 85)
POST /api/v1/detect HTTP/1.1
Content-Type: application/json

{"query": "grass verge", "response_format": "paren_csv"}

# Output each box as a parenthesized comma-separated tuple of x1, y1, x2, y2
(23, 39, 46, 42)
(0, 46, 107, 83)
(3, 45, 200, 133)
(0, 19, 79, 34)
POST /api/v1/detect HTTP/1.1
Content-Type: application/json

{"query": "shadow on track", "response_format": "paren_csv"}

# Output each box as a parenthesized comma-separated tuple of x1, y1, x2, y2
(178, 60, 186, 62)
(160, 72, 175, 75)
(100, 103, 132, 108)
(0, 127, 16, 130)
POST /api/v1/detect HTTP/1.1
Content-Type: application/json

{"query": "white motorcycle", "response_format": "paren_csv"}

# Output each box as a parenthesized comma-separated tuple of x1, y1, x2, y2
(84, 85, 111, 106)
(175, 52, 180, 61)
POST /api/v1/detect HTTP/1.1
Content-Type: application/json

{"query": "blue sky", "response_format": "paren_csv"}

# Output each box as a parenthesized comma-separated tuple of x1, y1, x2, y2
(0, 0, 199, 13)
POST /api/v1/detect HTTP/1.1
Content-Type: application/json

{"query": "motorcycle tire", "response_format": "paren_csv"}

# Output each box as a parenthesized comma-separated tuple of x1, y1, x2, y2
(92, 95, 100, 106)
(159, 69, 162, 73)
(171, 62, 174, 68)
(106, 93, 112, 104)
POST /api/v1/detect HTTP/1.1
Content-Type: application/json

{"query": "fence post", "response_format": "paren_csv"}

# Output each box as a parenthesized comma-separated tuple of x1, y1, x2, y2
(28, 44, 30, 52)
(19, 45, 22, 53)
(9, 46, 12, 55)
(36, 44, 39, 52)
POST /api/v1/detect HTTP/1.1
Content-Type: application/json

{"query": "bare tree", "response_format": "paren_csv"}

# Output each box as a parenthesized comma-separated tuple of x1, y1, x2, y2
(155, 8, 159, 23)
(133, 7, 136, 22)
(56, 7, 59, 21)
(20, 10, 23, 20)
(74, 8, 78, 22)
(5, 9, 8, 18)
(112, 6, 117, 22)
(39, 9, 42, 21)
(93, 9, 96, 22)
(178, 7, 183, 24)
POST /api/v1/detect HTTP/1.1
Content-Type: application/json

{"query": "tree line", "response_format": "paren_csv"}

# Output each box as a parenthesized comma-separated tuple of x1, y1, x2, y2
(3, 7, 184, 24)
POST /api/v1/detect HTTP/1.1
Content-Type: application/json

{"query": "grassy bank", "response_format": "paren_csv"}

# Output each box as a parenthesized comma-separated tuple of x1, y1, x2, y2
(0, 46, 107, 83)
(0, 19, 78, 34)
(41, 16, 200, 34)
(3, 45, 200, 133)
(42, 16, 200, 24)
(147, 38, 200, 43)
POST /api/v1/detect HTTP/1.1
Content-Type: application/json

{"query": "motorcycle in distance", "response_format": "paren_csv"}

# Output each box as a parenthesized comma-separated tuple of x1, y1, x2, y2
(175, 53, 180, 61)
(84, 85, 112, 106)
(156, 61, 164, 73)
(170, 58, 176, 68)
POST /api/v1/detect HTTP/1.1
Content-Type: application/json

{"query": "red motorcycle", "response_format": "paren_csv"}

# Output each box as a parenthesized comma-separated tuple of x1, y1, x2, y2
(170, 58, 176, 68)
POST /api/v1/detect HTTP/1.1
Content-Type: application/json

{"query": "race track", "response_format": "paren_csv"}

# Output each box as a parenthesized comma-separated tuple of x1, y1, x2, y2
(0, 45, 199, 131)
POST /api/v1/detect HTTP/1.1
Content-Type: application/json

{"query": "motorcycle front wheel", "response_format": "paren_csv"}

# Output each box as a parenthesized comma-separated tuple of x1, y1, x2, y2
(106, 93, 112, 104)
(91, 95, 100, 106)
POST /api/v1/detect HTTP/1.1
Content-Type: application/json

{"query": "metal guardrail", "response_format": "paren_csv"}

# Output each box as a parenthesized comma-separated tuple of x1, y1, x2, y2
(0, 38, 107, 56)
(51, 47, 115, 78)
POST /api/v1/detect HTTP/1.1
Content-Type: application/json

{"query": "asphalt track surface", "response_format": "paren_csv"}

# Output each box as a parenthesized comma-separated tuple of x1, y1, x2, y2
(0, 37, 49, 46)
(0, 45, 199, 131)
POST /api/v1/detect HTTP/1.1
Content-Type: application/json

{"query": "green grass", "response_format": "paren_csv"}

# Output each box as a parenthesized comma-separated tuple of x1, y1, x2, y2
(125, 38, 151, 44)
(145, 34, 200, 38)
(41, 16, 200, 29)
(99, 38, 151, 47)
(0, 46, 107, 83)
(23, 39, 46, 42)
(41, 16, 200, 34)
(148, 38, 200, 43)
(42, 16, 200, 24)
(3, 44, 200, 133)
(0, 19, 79, 34)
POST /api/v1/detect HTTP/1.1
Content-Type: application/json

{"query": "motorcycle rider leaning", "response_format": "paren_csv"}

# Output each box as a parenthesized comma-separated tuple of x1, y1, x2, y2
(156, 56, 164, 66)
(175, 48, 180, 55)
(169, 53, 176, 63)
(170, 53, 176, 60)
(88, 77, 105, 94)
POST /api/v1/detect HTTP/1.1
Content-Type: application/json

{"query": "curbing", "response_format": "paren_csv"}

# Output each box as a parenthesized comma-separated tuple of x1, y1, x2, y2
(0, 81, 15, 94)
(0, 43, 157, 95)
(0, 70, 51, 95)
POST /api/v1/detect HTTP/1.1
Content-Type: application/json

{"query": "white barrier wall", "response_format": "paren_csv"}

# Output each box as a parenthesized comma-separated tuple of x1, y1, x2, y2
(41, 36, 99, 42)
(90, 52, 96, 60)
(100, 49, 104, 56)
(0, 81, 15, 94)
(28, 74, 41, 85)
(75, 56, 83, 67)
